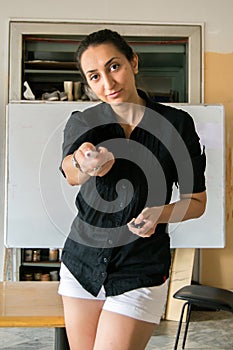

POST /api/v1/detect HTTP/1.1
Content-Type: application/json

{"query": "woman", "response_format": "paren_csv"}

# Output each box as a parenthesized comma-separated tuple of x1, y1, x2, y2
(59, 29, 206, 350)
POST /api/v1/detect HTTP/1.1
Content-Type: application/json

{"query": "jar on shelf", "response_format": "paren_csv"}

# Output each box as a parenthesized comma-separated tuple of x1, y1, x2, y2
(50, 270, 59, 281)
(49, 248, 58, 262)
(24, 273, 33, 281)
(32, 249, 41, 262)
(24, 249, 33, 262)
(34, 272, 42, 281)
(41, 273, 50, 281)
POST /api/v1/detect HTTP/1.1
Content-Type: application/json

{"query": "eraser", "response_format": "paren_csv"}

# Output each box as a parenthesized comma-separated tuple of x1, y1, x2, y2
(130, 220, 145, 229)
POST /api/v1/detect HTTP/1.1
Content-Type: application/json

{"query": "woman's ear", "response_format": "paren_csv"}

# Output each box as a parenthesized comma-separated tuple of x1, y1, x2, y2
(131, 53, 139, 74)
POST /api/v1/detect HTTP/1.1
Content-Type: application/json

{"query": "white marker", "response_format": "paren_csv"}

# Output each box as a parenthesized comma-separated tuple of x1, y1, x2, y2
(85, 150, 99, 159)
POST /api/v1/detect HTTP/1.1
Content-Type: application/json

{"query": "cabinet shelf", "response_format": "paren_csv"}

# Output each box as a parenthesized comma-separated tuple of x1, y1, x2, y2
(21, 262, 61, 267)
(24, 60, 77, 70)
(25, 69, 79, 74)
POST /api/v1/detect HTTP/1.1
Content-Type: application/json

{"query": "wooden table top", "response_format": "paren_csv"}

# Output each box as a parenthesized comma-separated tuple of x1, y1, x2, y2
(0, 281, 65, 327)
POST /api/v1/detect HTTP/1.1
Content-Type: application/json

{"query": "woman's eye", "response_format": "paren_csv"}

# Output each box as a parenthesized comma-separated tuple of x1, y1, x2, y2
(90, 74, 99, 81)
(110, 63, 119, 72)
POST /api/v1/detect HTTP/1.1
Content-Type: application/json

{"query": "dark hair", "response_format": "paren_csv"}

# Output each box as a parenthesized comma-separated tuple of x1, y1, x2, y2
(75, 29, 134, 81)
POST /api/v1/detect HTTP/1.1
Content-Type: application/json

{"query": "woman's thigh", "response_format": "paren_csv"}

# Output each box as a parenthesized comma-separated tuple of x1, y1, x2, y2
(62, 296, 105, 350)
(94, 281, 169, 350)
(94, 309, 156, 350)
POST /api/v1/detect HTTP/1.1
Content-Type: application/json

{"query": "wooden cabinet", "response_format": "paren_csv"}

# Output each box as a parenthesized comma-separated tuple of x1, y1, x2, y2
(9, 21, 202, 103)
(19, 248, 61, 281)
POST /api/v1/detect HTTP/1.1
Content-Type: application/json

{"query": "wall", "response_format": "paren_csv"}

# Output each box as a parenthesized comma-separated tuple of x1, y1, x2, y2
(0, 0, 232, 286)
(202, 52, 233, 288)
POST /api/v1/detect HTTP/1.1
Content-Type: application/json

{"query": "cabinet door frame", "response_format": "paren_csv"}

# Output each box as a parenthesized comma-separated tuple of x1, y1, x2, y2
(9, 20, 203, 103)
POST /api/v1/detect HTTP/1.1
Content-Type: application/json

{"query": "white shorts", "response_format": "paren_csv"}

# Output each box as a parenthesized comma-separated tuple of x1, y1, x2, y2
(58, 263, 169, 324)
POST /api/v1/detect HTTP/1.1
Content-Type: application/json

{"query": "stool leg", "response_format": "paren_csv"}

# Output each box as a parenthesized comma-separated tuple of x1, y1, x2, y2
(182, 303, 192, 349)
(55, 327, 70, 350)
(173, 302, 189, 350)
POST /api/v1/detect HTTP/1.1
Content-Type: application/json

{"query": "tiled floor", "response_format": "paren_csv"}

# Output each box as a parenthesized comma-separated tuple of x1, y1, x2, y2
(0, 310, 232, 349)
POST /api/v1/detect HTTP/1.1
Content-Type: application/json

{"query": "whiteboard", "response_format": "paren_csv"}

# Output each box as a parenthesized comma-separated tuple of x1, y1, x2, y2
(169, 104, 225, 248)
(5, 102, 225, 248)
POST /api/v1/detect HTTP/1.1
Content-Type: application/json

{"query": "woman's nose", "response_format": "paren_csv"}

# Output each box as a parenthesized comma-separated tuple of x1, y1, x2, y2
(103, 74, 115, 89)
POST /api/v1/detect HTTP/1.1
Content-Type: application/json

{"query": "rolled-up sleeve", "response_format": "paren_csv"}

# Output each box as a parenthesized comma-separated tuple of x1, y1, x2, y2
(175, 110, 206, 194)
(179, 147, 206, 194)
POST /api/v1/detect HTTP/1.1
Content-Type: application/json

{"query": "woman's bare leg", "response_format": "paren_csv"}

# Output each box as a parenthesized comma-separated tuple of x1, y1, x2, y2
(94, 309, 157, 350)
(62, 296, 105, 350)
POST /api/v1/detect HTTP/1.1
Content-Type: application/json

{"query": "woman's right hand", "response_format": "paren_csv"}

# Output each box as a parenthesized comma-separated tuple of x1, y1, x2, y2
(75, 142, 115, 177)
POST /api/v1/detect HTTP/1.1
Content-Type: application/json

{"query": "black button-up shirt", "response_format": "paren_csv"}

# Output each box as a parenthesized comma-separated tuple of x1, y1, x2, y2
(60, 90, 206, 297)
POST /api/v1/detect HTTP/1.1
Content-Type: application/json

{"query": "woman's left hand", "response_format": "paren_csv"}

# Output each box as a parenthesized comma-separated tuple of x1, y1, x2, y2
(127, 206, 163, 238)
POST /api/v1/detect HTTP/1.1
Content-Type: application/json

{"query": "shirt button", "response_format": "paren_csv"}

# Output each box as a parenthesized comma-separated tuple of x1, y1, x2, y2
(108, 239, 113, 245)
(103, 257, 108, 263)
(119, 202, 124, 208)
(101, 272, 106, 277)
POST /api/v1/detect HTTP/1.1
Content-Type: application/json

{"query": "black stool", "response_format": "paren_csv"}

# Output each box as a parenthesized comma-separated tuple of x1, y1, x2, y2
(173, 284, 233, 349)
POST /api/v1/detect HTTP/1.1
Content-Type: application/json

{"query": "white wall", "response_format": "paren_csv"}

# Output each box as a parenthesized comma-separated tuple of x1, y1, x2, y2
(0, 0, 233, 280)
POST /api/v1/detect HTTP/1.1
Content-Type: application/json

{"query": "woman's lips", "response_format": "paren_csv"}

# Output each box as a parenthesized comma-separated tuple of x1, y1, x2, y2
(107, 89, 122, 99)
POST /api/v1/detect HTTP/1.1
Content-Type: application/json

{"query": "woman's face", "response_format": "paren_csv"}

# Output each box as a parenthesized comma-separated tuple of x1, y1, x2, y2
(80, 43, 139, 104)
